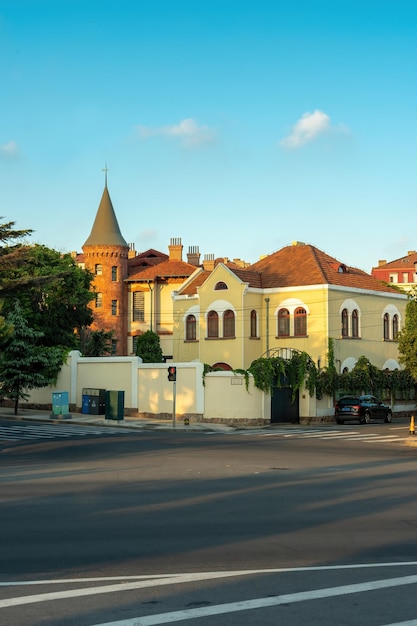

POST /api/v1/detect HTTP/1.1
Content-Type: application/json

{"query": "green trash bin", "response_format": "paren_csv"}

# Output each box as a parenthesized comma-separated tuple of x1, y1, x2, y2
(105, 390, 125, 421)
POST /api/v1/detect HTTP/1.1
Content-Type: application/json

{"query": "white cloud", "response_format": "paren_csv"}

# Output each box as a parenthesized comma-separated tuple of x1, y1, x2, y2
(280, 110, 331, 149)
(1, 140, 19, 157)
(137, 118, 215, 147)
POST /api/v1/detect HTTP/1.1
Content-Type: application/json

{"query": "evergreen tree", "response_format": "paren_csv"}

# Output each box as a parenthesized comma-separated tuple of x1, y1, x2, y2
(78, 327, 115, 356)
(398, 292, 417, 380)
(0, 300, 65, 414)
(1, 244, 94, 350)
(135, 330, 164, 363)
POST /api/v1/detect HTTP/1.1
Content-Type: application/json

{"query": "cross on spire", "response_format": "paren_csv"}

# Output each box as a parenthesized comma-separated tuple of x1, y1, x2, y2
(102, 163, 109, 187)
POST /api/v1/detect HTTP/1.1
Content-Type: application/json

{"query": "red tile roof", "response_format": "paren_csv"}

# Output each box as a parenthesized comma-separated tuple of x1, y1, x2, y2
(372, 251, 417, 271)
(248, 243, 399, 292)
(179, 243, 402, 295)
(127, 259, 196, 281)
(179, 270, 211, 295)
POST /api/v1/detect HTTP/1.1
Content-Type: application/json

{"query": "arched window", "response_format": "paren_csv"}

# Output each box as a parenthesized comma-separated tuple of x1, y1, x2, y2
(250, 310, 257, 338)
(212, 362, 233, 371)
(223, 310, 235, 338)
(214, 281, 228, 290)
(352, 309, 359, 338)
(278, 308, 290, 337)
(294, 307, 307, 337)
(383, 313, 390, 340)
(186, 314, 196, 341)
(341, 308, 349, 337)
(392, 314, 399, 340)
(207, 311, 219, 338)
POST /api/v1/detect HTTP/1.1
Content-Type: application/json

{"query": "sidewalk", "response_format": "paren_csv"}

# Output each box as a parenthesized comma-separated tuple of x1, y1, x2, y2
(0, 406, 237, 433)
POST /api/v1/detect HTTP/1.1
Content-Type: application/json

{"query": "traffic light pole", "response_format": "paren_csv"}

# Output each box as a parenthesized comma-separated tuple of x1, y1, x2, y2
(172, 380, 176, 429)
(167, 366, 177, 429)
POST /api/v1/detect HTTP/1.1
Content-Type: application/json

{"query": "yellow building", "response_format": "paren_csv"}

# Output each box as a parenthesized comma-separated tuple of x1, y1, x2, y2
(172, 241, 407, 372)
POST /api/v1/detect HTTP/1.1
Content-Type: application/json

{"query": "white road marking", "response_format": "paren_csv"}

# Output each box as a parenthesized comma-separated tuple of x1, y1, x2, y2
(92, 574, 417, 625)
(2, 563, 417, 612)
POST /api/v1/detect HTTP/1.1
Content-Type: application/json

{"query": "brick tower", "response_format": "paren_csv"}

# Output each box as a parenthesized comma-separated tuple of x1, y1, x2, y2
(82, 178, 129, 355)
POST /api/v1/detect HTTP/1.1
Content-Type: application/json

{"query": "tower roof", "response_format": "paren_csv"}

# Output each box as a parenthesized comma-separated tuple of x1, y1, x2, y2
(83, 185, 128, 248)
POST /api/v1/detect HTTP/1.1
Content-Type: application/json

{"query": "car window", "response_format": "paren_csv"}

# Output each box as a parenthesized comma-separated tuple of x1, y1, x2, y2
(338, 397, 360, 406)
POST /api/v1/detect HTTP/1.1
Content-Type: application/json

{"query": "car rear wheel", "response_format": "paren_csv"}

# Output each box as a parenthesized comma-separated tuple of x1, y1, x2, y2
(385, 411, 392, 423)
(361, 410, 371, 424)
(336, 418, 344, 425)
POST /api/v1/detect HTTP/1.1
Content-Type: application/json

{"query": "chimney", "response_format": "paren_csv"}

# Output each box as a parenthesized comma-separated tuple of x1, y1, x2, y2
(168, 237, 183, 261)
(378, 260, 387, 266)
(128, 242, 136, 259)
(203, 253, 215, 271)
(187, 245, 200, 266)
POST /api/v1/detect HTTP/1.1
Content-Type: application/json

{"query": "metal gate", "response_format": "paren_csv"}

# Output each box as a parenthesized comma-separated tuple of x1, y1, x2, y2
(271, 386, 299, 424)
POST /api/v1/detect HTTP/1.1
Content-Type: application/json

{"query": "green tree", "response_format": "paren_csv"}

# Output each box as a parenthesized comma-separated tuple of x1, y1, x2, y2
(78, 327, 115, 356)
(0, 218, 34, 291)
(0, 301, 65, 414)
(1, 245, 94, 350)
(398, 293, 417, 380)
(135, 330, 164, 363)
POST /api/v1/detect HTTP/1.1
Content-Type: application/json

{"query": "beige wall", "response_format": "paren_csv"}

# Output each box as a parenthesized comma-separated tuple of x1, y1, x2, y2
(128, 281, 184, 358)
(203, 371, 268, 423)
(76, 356, 140, 408)
(138, 362, 203, 417)
(327, 287, 406, 371)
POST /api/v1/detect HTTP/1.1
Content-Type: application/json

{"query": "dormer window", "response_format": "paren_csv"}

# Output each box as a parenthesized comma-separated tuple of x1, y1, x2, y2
(214, 281, 228, 290)
(338, 264, 347, 273)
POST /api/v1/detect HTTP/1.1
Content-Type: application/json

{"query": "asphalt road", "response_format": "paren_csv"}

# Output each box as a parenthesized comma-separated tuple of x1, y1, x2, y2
(1, 420, 417, 625)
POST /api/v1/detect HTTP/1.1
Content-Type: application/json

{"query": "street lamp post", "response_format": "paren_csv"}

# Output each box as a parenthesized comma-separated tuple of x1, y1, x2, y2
(265, 297, 270, 356)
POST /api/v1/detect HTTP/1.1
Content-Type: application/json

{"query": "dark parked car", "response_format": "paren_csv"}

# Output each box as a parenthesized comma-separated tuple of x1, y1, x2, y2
(334, 395, 392, 425)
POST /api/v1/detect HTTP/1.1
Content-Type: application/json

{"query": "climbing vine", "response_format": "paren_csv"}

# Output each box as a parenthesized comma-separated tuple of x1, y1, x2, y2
(203, 338, 416, 401)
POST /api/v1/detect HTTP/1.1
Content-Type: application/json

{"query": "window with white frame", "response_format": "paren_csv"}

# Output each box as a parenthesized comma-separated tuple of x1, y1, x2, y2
(294, 307, 307, 336)
(250, 310, 258, 338)
(340, 299, 361, 339)
(207, 310, 219, 338)
(186, 314, 197, 340)
(393, 314, 399, 339)
(223, 310, 235, 338)
(277, 308, 290, 337)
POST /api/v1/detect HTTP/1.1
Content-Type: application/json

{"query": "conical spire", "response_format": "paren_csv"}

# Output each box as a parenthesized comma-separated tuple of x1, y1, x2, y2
(83, 185, 128, 247)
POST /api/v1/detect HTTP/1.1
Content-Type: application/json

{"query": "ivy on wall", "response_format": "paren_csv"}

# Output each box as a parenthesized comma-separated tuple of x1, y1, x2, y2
(203, 338, 417, 402)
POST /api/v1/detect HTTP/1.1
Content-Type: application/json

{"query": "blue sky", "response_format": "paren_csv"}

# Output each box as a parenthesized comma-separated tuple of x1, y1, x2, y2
(1, 0, 416, 272)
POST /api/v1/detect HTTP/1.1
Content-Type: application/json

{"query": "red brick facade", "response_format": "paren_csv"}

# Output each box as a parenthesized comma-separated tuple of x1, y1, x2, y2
(83, 244, 129, 355)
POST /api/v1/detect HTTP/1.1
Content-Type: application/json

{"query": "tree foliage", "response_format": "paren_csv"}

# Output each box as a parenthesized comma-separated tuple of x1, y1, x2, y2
(1, 243, 94, 350)
(135, 330, 164, 363)
(398, 294, 417, 380)
(0, 301, 66, 414)
(78, 327, 115, 357)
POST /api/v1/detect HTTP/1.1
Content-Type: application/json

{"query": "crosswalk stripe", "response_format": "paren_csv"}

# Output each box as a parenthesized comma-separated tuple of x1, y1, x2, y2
(0, 423, 139, 443)
(231, 427, 408, 444)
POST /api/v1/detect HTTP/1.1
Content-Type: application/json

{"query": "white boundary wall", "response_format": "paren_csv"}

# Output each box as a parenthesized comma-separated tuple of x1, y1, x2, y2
(19, 351, 414, 423)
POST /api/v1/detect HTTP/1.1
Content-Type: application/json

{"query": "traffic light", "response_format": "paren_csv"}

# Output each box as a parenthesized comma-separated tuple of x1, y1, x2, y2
(167, 366, 177, 382)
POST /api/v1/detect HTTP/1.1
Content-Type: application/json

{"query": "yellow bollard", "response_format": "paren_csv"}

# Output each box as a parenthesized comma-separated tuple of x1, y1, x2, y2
(410, 415, 415, 435)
